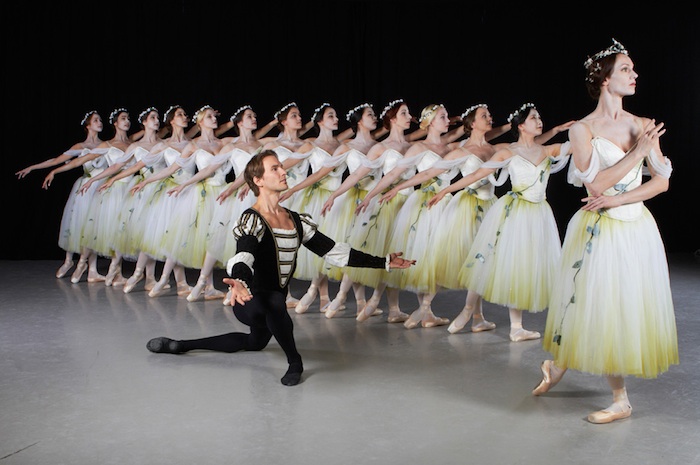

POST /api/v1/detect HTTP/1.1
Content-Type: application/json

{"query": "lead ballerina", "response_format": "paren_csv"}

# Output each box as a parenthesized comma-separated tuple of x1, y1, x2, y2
(531, 39, 678, 424)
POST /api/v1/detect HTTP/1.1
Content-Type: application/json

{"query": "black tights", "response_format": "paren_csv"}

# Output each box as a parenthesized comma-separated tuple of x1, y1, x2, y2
(178, 291, 302, 366)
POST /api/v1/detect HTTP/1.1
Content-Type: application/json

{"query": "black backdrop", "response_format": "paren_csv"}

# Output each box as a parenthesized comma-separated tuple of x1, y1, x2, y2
(3, 2, 698, 259)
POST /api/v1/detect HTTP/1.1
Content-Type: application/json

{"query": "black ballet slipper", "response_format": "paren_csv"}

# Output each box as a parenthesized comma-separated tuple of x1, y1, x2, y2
(281, 362, 304, 386)
(146, 337, 185, 354)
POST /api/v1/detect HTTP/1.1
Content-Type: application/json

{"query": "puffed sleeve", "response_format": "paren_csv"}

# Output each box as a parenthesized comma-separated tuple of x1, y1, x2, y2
(226, 211, 266, 285)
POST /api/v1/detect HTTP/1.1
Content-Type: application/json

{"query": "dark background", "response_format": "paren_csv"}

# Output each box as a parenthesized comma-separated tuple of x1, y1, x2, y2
(3, 2, 698, 259)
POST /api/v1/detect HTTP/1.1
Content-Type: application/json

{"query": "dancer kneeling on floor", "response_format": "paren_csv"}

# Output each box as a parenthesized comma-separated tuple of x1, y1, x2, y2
(146, 150, 415, 386)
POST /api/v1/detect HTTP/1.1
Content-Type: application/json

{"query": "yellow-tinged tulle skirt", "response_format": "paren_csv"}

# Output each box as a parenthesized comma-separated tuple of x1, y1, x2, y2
(543, 207, 678, 378)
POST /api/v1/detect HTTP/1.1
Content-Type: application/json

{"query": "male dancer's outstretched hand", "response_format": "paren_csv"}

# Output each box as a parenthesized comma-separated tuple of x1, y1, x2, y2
(222, 278, 253, 306)
(388, 252, 416, 269)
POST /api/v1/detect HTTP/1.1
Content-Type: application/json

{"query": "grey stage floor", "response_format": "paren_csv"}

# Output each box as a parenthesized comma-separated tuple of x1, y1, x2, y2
(1, 255, 698, 465)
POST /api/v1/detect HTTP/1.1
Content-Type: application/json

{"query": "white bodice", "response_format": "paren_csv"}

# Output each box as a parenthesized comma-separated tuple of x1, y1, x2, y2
(592, 137, 644, 221)
(460, 154, 496, 200)
(164, 147, 195, 184)
(194, 149, 228, 186)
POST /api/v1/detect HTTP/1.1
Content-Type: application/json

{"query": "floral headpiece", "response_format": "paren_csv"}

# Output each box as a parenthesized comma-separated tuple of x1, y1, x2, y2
(138, 107, 158, 123)
(460, 104, 487, 120)
(193, 105, 213, 124)
(230, 105, 252, 123)
(163, 105, 180, 123)
(418, 104, 444, 123)
(507, 103, 536, 124)
(584, 38, 628, 71)
(109, 108, 128, 125)
(274, 102, 296, 120)
(345, 103, 372, 122)
(583, 38, 629, 83)
(311, 102, 331, 123)
(80, 110, 98, 126)
(379, 99, 404, 120)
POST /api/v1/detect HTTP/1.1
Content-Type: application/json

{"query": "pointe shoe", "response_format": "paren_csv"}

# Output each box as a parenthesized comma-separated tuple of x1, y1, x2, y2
(387, 310, 409, 323)
(355, 300, 381, 317)
(356, 298, 382, 322)
(203, 285, 225, 301)
(295, 287, 318, 314)
(144, 276, 157, 291)
(223, 290, 232, 306)
(323, 296, 347, 319)
(148, 280, 169, 298)
(532, 360, 564, 396)
(70, 260, 88, 284)
(447, 306, 474, 334)
(146, 337, 185, 354)
(87, 271, 106, 283)
(112, 274, 127, 287)
(403, 310, 423, 330)
(422, 314, 450, 328)
(286, 296, 300, 309)
(105, 262, 119, 286)
(587, 402, 632, 424)
(319, 296, 330, 312)
(56, 260, 74, 278)
(176, 281, 192, 297)
(123, 268, 144, 294)
(509, 328, 541, 342)
(471, 320, 496, 333)
(187, 276, 207, 302)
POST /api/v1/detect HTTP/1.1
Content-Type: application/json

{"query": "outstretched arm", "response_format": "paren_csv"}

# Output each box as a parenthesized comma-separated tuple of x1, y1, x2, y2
(279, 164, 335, 203)
(535, 120, 575, 144)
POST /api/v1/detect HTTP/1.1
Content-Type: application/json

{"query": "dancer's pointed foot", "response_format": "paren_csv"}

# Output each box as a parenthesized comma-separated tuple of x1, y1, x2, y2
(421, 312, 450, 328)
(148, 280, 170, 298)
(123, 268, 144, 294)
(295, 287, 317, 314)
(286, 296, 300, 309)
(471, 319, 496, 332)
(354, 299, 381, 317)
(532, 360, 565, 396)
(187, 276, 207, 302)
(356, 297, 382, 322)
(70, 260, 88, 284)
(146, 337, 185, 354)
(176, 281, 192, 297)
(509, 328, 541, 342)
(387, 308, 409, 323)
(447, 305, 474, 334)
(87, 271, 106, 283)
(281, 362, 303, 386)
(203, 285, 225, 300)
(403, 309, 423, 329)
(56, 260, 74, 279)
(105, 262, 119, 286)
(319, 296, 330, 312)
(587, 402, 632, 424)
(111, 274, 127, 287)
(323, 296, 347, 319)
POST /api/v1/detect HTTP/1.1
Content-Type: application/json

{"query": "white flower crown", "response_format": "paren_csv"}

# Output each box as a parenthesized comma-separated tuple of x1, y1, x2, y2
(163, 105, 180, 123)
(345, 103, 372, 122)
(274, 102, 296, 120)
(460, 104, 487, 120)
(418, 104, 444, 123)
(138, 107, 158, 123)
(379, 99, 404, 121)
(193, 105, 213, 124)
(506, 103, 536, 124)
(80, 110, 98, 126)
(230, 105, 252, 123)
(311, 103, 331, 123)
(109, 108, 128, 125)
